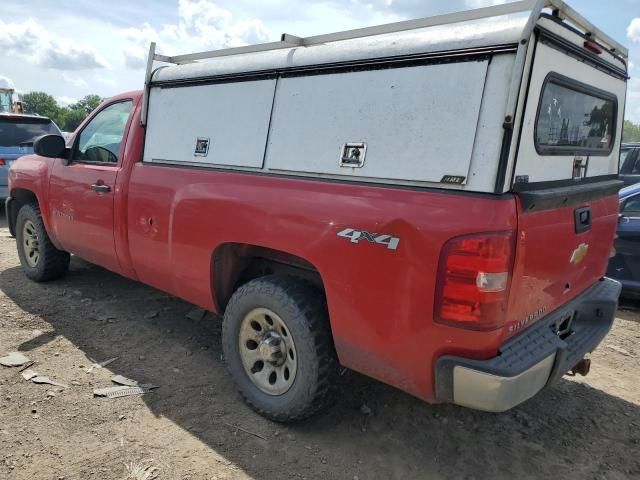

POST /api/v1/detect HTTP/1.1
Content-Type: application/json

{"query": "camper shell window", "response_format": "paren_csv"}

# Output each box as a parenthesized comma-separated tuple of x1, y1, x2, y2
(534, 73, 617, 156)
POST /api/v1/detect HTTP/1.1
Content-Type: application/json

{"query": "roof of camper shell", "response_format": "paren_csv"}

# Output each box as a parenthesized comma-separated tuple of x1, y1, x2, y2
(151, 16, 530, 84)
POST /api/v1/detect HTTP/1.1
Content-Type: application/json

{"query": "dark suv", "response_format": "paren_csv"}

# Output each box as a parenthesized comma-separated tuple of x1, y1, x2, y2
(0, 113, 62, 199)
(620, 143, 640, 186)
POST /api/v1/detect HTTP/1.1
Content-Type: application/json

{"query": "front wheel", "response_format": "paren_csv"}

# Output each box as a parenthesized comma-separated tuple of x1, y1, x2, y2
(16, 203, 70, 282)
(222, 275, 339, 422)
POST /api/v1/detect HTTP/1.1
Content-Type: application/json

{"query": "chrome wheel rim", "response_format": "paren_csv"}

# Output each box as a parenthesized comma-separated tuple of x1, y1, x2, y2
(238, 307, 297, 396)
(22, 220, 40, 268)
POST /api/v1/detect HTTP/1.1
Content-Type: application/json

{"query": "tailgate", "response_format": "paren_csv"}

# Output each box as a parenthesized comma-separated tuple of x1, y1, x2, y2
(504, 185, 620, 339)
(501, 20, 627, 339)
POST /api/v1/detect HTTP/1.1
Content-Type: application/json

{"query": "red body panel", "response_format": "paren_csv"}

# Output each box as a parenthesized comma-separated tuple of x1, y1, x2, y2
(503, 195, 619, 341)
(8, 90, 618, 403)
(48, 162, 120, 272)
(125, 161, 517, 399)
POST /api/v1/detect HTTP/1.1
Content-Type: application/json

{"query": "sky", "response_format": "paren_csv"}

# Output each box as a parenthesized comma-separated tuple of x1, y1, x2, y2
(1, 0, 639, 121)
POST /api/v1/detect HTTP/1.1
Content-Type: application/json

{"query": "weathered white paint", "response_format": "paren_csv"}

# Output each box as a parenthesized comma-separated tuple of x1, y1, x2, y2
(151, 17, 527, 85)
(266, 61, 488, 184)
(464, 54, 516, 192)
(514, 41, 626, 183)
(144, 79, 276, 168)
(142, 3, 628, 193)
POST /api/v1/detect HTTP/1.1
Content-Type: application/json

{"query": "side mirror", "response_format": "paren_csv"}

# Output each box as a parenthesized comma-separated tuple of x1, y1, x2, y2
(33, 135, 66, 158)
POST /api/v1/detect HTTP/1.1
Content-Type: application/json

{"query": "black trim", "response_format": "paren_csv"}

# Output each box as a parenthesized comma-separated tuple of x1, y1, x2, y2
(537, 26, 628, 80)
(151, 44, 518, 88)
(494, 125, 513, 193)
(533, 72, 618, 157)
(511, 173, 618, 192)
(574, 206, 592, 234)
(515, 178, 623, 212)
(140, 160, 516, 201)
(261, 77, 279, 168)
(538, 15, 628, 75)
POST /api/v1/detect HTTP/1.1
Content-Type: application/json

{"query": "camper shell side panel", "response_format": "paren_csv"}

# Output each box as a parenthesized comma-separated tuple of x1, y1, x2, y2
(144, 51, 518, 192)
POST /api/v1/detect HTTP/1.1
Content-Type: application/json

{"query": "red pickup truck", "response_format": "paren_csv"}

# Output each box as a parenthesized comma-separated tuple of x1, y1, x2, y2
(5, 1, 626, 421)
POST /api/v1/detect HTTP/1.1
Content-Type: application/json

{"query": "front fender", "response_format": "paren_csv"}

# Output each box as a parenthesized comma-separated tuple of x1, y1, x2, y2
(9, 155, 61, 248)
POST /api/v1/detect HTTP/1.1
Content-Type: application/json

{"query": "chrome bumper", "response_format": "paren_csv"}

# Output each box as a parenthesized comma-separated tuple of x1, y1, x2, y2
(451, 354, 555, 412)
(435, 278, 621, 412)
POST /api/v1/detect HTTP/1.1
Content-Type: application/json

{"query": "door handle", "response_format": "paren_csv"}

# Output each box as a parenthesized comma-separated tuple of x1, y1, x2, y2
(90, 183, 111, 193)
(574, 206, 591, 234)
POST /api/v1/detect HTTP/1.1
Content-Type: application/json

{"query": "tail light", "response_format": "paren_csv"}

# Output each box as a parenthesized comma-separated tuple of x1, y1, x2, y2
(583, 40, 603, 55)
(0, 159, 5, 166)
(434, 231, 515, 331)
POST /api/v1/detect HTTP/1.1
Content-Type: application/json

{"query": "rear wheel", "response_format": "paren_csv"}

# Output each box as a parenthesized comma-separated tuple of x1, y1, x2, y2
(16, 203, 70, 282)
(222, 275, 339, 422)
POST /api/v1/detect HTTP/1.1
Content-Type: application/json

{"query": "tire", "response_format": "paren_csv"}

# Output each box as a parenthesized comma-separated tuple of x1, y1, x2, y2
(222, 275, 339, 422)
(15, 203, 70, 282)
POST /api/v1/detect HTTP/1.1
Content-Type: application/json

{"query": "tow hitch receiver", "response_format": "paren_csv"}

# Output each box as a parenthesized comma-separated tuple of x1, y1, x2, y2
(567, 358, 591, 377)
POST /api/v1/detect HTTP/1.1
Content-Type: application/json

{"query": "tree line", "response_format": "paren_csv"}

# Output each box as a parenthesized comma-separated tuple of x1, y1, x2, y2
(21, 92, 102, 133)
(623, 120, 640, 142)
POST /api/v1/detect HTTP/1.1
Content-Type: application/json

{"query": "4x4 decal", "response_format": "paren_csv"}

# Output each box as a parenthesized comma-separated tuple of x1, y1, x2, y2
(337, 228, 400, 251)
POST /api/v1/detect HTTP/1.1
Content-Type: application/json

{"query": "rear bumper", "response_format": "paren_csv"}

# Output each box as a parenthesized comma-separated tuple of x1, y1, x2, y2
(435, 277, 621, 412)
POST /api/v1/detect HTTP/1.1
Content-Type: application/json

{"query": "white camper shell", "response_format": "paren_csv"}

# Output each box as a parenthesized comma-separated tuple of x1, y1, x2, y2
(142, 0, 628, 194)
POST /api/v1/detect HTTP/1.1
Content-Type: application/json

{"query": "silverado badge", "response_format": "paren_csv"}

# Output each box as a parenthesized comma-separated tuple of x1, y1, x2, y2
(570, 243, 589, 265)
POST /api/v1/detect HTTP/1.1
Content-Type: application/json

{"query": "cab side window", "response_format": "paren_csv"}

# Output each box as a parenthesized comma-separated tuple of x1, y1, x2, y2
(632, 152, 640, 175)
(620, 148, 640, 174)
(622, 194, 640, 217)
(76, 101, 133, 163)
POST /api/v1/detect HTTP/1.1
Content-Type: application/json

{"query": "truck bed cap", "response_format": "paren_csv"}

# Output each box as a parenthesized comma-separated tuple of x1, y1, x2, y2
(151, 17, 527, 84)
(149, 0, 627, 86)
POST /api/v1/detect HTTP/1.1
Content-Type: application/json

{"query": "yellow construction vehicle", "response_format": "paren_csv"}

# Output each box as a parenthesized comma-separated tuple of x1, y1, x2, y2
(0, 87, 24, 113)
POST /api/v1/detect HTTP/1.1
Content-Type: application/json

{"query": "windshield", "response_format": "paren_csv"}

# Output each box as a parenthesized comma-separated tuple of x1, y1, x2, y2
(0, 92, 12, 113)
(0, 117, 61, 147)
(620, 149, 631, 164)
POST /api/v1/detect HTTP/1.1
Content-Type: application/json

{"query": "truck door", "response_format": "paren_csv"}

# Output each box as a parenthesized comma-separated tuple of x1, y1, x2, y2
(48, 100, 133, 273)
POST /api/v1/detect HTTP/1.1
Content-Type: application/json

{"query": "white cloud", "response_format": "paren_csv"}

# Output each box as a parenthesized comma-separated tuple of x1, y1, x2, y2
(626, 77, 640, 123)
(61, 73, 89, 89)
(0, 75, 15, 89)
(0, 18, 108, 70)
(628, 17, 640, 43)
(464, 0, 507, 7)
(56, 95, 78, 106)
(123, 46, 147, 70)
(93, 76, 118, 88)
(119, 0, 271, 69)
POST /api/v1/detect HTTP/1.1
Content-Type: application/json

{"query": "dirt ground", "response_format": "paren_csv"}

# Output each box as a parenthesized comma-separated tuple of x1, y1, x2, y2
(0, 213, 639, 480)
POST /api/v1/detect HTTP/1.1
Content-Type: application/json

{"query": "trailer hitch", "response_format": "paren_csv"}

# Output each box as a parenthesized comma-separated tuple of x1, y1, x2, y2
(567, 358, 591, 377)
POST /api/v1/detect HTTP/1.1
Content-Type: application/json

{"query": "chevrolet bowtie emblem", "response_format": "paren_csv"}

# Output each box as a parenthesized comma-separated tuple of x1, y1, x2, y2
(570, 243, 589, 264)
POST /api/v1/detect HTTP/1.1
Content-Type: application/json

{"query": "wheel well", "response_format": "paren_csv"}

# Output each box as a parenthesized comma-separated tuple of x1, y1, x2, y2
(7, 189, 38, 236)
(212, 243, 324, 312)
